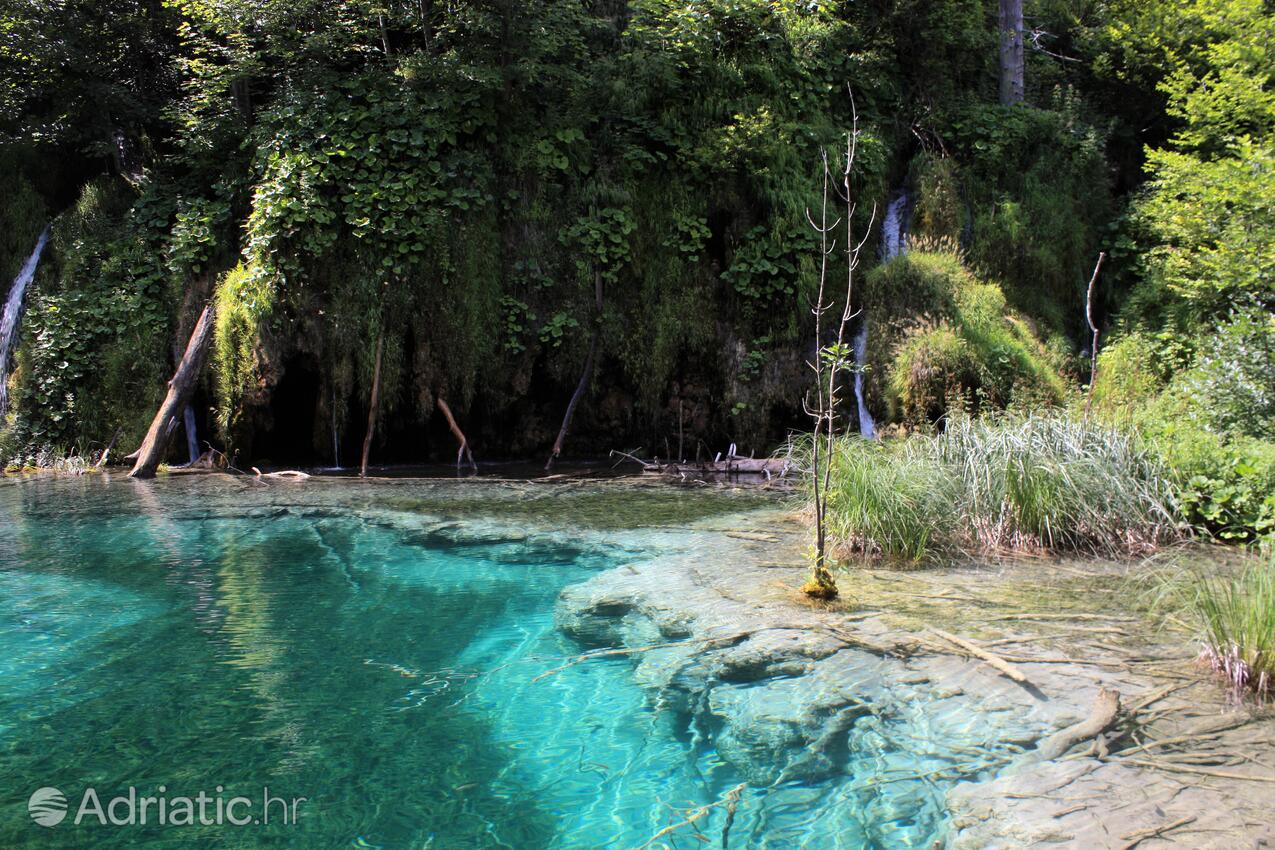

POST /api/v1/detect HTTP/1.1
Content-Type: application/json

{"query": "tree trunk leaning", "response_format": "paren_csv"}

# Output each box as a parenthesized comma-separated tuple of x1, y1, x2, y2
(360, 334, 384, 478)
(436, 396, 477, 470)
(129, 303, 216, 479)
(545, 270, 603, 472)
(998, 0, 1025, 105)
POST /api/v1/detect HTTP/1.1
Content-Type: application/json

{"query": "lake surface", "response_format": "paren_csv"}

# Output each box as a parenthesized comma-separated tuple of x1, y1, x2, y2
(0, 474, 961, 848)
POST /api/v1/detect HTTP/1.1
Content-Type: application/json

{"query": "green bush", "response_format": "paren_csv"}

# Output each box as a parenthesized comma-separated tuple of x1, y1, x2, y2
(1181, 307, 1275, 442)
(1142, 399, 1275, 543)
(888, 323, 981, 423)
(1090, 331, 1167, 419)
(7, 178, 170, 456)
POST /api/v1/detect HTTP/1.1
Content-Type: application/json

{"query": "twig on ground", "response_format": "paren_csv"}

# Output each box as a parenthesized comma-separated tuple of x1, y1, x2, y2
(1119, 815, 1196, 849)
(1118, 757, 1275, 783)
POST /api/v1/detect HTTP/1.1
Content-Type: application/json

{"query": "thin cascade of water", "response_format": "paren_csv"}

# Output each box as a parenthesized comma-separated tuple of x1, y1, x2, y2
(0, 226, 51, 416)
(854, 191, 909, 437)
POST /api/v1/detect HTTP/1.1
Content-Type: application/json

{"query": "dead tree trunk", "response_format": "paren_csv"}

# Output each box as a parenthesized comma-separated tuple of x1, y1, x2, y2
(129, 304, 215, 479)
(436, 396, 477, 470)
(360, 334, 384, 478)
(545, 270, 603, 472)
(1084, 252, 1106, 414)
(999, 0, 1025, 105)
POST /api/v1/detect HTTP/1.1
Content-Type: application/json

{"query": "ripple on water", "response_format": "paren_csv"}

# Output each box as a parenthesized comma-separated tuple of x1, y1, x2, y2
(0, 475, 986, 849)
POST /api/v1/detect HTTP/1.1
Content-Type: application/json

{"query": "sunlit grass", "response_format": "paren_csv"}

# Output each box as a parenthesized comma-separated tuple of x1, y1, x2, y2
(1192, 552, 1275, 703)
(788, 412, 1181, 562)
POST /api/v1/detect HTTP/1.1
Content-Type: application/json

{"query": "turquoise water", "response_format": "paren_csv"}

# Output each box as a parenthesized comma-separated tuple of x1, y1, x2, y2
(0, 475, 978, 849)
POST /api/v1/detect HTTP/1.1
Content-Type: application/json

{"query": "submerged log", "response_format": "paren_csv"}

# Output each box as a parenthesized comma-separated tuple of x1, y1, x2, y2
(436, 396, 477, 470)
(360, 334, 384, 478)
(129, 303, 215, 479)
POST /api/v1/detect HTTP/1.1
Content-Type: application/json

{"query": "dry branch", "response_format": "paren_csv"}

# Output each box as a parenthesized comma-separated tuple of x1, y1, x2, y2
(1118, 757, 1275, 783)
(1119, 815, 1196, 850)
(629, 783, 745, 850)
(436, 396, 477, 470)
(931, 628, 1031, 684)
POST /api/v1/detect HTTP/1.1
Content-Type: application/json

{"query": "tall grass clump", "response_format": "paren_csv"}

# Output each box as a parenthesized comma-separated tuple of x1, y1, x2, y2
(933, 415, 1178, 554)
(1191, 552, 1275, 703)
(792, 413, 1181, 563)
(809, 437, 957, 561)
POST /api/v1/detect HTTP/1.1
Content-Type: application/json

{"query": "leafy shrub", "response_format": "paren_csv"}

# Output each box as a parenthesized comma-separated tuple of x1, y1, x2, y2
(1181, 307, 1275, 442)
(8, 179, 169, 455)
(212, 262, 276, 437)
(1090, 331, 1167, 419)
(864, 250, 1067, 426)
(888, 323, 981, 423)
(1142, 400, 1275, 543)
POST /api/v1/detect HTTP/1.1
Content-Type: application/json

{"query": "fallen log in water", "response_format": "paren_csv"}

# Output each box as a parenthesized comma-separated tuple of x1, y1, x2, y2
(611, 450, 792, 479)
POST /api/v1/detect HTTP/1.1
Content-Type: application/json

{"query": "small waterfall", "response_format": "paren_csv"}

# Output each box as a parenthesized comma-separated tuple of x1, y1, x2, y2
(0, 227, 51, 417)
(853, 321, 876, 439)
(854, 190, 910, 437)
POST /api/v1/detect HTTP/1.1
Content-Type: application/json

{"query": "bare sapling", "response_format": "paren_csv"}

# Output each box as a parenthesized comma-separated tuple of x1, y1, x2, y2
(1083, 251, 1106, 415)
(803, 93, 877, 600)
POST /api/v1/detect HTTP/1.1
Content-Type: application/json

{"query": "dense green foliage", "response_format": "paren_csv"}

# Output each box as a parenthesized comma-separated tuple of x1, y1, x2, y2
(861, 247, 1068, 426)
(1, 0, 1271, 527)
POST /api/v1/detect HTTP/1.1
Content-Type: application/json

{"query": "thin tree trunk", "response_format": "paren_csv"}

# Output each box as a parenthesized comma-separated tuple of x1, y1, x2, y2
(436, 396, 477, 470)
(360, 334, 384, 478)
(1084, 252, 1106, 415)
(999, 0, 1025, 105)
(331, 385, 341, 467)
(546, 271, 603, 472)
(129, 304, 215, 479)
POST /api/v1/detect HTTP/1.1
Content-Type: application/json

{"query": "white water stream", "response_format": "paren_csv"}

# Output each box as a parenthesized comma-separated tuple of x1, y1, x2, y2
(0, 227, 50, 416)
(854, 191, 909, 437)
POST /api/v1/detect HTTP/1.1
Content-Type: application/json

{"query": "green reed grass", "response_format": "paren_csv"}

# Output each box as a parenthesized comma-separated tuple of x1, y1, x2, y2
(1192, 552, 1275, 703)
(788, 413, 1180, 562)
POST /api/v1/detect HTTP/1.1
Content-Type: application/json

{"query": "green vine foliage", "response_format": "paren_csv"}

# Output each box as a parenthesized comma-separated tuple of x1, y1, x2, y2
(8, 179, 170, 456)
(7, 0, 1245, 468)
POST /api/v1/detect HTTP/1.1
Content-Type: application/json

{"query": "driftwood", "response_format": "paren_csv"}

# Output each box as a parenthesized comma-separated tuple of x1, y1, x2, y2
(436, 396, 477, 470)
(360, 333, 384, 478)
(612, 449, 792, 479)
(931, 628, 1032, 685)
(251, 467, 311, 480)
(629, 783, 745, 850)
(1117, 757, 1275, 783)
(1119, 816, 1196, 850)
(1020, 688, 1121, 768)
(130, 303, 215, 479)
(647, 457, 792, 477)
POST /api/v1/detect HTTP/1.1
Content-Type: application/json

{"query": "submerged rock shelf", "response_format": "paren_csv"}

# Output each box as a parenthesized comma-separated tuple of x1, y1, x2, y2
(555, 508, 1275, 848)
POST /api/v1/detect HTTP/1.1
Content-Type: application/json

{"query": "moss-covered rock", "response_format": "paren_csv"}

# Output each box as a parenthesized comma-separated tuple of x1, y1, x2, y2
(862, 250, 1067, 427)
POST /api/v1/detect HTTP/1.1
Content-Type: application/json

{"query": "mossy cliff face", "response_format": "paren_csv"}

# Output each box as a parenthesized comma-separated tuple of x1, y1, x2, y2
(0, 1, 1129, 466)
